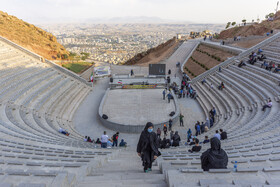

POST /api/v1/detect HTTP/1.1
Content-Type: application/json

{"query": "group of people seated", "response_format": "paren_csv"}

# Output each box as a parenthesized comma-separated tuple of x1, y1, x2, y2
(244, 49, 280, 73)
(158, 131, 181, 149)
(79, 131, 127, 148)
(187, 128, 227, 153)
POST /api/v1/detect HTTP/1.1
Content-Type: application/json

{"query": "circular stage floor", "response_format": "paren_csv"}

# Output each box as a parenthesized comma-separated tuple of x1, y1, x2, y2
(102, 89, 176, 126)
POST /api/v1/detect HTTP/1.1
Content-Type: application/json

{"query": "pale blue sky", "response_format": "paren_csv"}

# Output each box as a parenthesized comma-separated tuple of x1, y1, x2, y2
(1, 0, 278, 24)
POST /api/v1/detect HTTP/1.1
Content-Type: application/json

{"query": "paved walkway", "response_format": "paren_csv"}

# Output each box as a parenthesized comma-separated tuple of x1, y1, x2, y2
(161, 39, 200, 79)
(203, 40, 247, 53)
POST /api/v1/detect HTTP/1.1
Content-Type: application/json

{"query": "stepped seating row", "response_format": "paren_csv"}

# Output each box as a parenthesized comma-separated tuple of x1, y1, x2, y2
(0, 39, 119, 186)
(160, 35, 280, 186)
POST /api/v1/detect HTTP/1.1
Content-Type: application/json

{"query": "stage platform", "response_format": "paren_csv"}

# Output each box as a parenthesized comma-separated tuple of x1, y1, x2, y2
(99, 88, 180, 133)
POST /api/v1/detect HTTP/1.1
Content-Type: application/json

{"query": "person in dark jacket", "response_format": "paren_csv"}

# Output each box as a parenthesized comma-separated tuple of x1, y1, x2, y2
(169, 119, 173, 131)
(137, 122, 161, 172)
(220, 129, 227, 140)
(188, 138, 201, 153)
(201, 137, 228, 171)
(160, 137, 170, 149)
(172, 131, 181, 147)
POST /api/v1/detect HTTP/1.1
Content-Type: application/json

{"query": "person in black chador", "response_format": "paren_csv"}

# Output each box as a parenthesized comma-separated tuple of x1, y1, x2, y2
(201, 137, 228, 171)
(137, 122, 161, 173)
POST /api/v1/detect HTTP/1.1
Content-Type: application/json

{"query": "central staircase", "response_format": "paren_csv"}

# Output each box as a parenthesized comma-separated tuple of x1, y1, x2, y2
(76, 148, 167, 187)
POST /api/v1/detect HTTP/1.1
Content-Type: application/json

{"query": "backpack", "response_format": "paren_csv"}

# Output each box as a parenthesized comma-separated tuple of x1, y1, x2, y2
(102, 114, 108, 119)
(113, 134, 117, 141)
(169, 111, 175, 116)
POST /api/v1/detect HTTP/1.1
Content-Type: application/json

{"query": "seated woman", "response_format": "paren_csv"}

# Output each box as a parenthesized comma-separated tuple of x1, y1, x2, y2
(188, 139, 201, 153)
(95, 138, 101, 144)
(172, 131, 181, 147)
(160, 138, 170, 149)
(87, 136, 93, 143)
(119, 139, 127, 147)
(201, 137, 228, 171)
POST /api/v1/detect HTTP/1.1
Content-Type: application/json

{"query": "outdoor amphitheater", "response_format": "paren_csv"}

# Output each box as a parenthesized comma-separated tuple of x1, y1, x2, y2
(0, 26, 280, 187)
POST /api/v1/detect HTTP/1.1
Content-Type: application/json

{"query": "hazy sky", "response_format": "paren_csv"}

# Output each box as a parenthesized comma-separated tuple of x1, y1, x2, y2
(1, 0, 279, 24)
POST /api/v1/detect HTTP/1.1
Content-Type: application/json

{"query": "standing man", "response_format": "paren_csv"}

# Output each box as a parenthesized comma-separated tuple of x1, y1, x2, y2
(167, 92, 172, 103)
(112, 132, 119, 147)
(179, 113, 184, 127)
(156, 128, 161, 139)
(169, 119, 173, 131)
(162, 89, 166, 100)
(101, 131, 109, 148)
(131, 69, 134, 76)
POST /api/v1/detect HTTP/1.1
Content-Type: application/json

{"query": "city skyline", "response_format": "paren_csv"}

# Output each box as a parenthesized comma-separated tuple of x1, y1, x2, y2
(1, 0, 278, 24)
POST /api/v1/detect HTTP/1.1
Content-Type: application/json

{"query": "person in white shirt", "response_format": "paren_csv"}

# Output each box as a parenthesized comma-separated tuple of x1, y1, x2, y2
(101, 131, 109, 148)
(262, 99, 272, 111)
(214, 130, 221, 140)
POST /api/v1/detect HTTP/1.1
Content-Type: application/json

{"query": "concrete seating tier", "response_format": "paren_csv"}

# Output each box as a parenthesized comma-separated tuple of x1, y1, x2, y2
(155, 33, 280, 186)
(0, 39, 125, 186)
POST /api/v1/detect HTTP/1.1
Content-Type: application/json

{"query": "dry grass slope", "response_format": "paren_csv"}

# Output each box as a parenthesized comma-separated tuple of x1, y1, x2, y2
(0, 10, 69, 60)
(219, 11, 280, 39)
(124, 37, 182, 66)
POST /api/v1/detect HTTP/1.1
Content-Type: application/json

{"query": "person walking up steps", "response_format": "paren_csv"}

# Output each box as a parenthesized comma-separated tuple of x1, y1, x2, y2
(162, 89, 166, 100)
(137, 122, 161, 173)
(179, 113, 184, 126)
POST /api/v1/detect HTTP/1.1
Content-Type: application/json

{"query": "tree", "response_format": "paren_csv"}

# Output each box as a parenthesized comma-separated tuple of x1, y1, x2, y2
(265, 13, 275, 19)
(242, 19, 247, 26)
(225, 22, 231, 29)
(231, 22, 236, 26)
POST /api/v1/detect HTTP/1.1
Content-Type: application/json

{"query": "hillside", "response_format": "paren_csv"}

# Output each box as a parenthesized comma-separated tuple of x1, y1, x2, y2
(218, 11, 280, 39)
(124, 37, 183, 66)
(0, 11, 69, 60)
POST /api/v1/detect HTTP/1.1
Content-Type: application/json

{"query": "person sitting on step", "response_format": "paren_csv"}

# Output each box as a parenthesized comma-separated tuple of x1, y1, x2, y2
(262, 99, 272, 111)
(203, 136, 210, 144)
(188, 138, 201, 153)
(220, 129, 227, 140)
(201, 137, 228, 171)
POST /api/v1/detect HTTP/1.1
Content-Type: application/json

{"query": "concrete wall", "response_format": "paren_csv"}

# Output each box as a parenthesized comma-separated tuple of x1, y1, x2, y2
(180, 41, 200, 76)
(0, 36, 91, 86)
(98, 88, 180, 133)
(201, 41, 243, 55)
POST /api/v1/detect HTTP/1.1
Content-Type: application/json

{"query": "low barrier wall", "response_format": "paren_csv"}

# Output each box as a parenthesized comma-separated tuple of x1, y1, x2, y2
(201, 41, 243, 55)
(98, 88, 180, 133)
